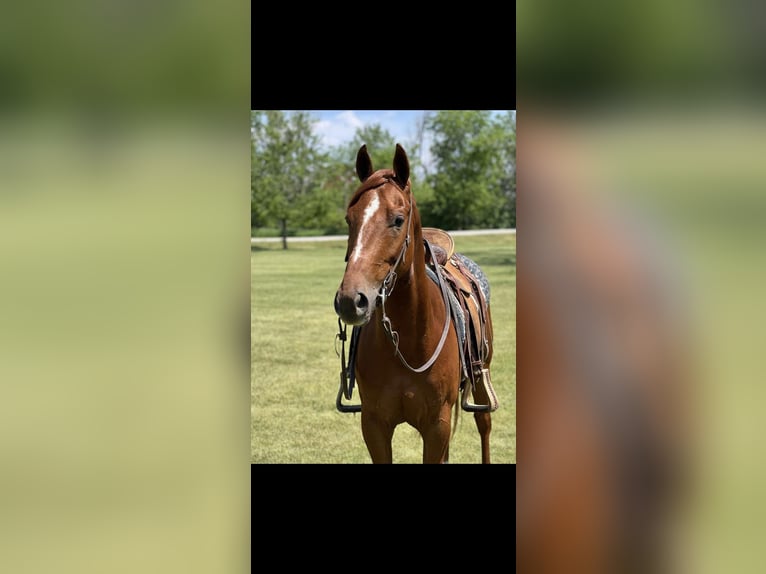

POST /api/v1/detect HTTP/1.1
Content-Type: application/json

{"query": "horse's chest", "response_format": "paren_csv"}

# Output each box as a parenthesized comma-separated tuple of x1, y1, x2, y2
(356, 359, 428, 396)
(355, 354, 443, 418)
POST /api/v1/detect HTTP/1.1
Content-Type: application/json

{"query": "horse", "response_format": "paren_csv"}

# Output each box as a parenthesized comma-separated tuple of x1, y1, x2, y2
(516, 118, 692, 573)
(333, 144, 495, 464)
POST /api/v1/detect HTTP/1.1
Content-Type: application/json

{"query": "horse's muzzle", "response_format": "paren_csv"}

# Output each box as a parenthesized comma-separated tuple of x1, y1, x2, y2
(334, 288, 374, 326)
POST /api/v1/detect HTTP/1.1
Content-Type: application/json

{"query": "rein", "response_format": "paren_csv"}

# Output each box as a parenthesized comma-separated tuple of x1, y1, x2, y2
(379, 239, 452, 373)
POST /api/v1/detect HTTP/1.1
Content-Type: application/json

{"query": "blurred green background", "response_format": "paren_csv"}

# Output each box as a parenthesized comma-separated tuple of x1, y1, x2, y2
(518, 0, 766, 571)
(4, 0, 766, 570)
(0, 1, 249, 572)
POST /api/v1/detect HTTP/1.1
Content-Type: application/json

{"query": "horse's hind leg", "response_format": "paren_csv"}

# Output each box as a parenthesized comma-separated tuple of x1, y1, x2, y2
(473, 381, 493, 464)
(475, 412, 492, 463)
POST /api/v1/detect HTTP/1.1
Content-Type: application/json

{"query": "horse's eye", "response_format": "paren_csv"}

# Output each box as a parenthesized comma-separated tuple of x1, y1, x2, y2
(394, 215, 405, 228)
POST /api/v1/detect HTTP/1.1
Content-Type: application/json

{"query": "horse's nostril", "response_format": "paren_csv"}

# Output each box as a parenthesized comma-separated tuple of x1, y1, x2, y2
(333, 293, 341, 314)
(356, 292, 368, 310)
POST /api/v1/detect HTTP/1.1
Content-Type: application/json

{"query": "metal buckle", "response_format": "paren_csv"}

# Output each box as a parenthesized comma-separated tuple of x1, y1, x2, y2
(382, 270, 397, 297)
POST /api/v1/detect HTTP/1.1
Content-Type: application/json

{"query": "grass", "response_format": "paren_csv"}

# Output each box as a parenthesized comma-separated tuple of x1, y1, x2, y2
(251, 234, 516, 463)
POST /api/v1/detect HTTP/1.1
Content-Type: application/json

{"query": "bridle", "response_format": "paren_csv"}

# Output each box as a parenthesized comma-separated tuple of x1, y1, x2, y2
(377, 178, 413, 301)
(358, 177, 453, 373)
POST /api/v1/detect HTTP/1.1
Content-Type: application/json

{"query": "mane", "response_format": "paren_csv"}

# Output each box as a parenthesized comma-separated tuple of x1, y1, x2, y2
(348, 169, 410, 208)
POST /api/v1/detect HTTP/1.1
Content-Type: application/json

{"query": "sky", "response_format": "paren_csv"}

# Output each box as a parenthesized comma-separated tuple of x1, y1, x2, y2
(308, 110, 427, 148)
(302, 110, 514, 171)
(305, 110, 514, 148)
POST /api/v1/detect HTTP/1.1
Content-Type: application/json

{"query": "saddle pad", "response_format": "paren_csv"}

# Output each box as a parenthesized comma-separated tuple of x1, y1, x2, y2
(451, 253, 491, 306)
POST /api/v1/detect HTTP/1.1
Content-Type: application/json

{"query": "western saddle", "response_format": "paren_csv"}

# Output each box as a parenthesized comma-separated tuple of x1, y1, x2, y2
(422, 228, 499, 412)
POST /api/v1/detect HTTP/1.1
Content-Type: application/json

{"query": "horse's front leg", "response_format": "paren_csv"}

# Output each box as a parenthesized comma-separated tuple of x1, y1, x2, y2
(421, 407, 453, 464)
(361, 410, 394, 463)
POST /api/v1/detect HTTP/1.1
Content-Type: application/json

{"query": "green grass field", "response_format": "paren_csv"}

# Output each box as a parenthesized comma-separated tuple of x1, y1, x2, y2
(251, 233, 516, 463)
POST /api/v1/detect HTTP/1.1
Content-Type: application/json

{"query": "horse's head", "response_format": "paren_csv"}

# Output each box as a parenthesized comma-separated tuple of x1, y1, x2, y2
(334, 143, 416, 326)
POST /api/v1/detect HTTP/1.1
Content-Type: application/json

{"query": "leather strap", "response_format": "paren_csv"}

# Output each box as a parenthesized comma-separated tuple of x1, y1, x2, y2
(380, 240, 452, 373)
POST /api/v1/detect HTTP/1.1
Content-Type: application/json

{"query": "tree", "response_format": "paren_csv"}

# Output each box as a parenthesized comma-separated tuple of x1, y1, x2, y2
(493, 111, 516, 228)
(425, 111, 516, 230)
(250, 111, 517, 239)
(330, 123, 398, 210)
(250, 110, 327, 249)
(342, 123, 398, 172)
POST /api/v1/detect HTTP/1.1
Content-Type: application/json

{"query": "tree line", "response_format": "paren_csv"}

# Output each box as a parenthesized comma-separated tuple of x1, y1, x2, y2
(251, 110, 516, 248)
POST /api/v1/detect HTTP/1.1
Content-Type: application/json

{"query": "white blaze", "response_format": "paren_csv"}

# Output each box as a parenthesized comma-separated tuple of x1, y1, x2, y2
(351, 192, 381, 264)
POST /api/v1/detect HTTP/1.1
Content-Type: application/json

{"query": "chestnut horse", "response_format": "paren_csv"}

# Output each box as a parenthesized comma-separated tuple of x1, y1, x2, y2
(333, 144, 494, 464)
(517, 119, 692, 573)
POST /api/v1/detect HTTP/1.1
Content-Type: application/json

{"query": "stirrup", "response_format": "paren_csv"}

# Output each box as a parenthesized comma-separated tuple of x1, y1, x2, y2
(336, 370, 361, 413)
(461, 368, 499, 412)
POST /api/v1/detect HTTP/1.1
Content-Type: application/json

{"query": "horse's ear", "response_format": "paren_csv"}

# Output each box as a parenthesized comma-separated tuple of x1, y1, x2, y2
(356, 145, 374, 182)
(393, 143, 410, 188)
